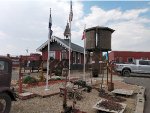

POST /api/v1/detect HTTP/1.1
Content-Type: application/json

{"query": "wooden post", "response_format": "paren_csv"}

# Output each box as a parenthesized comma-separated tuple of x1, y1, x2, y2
(106, 63, 108, 85)
(41, 61, 44, 80)
(110, 65, 113, 84)
(63, 74, 68, 109)
(18, 63, 23, 94)
(89, 68, 92, 85)
(100, 63, 104, 90)
(106, 51, 109, 84)
(40, 61, 44, 81)
(108, 65, 114, 91)
(62, 68, 69, 109)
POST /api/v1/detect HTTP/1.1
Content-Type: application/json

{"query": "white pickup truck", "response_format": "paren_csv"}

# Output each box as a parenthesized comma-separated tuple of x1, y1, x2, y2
(115, 59, 150, 76)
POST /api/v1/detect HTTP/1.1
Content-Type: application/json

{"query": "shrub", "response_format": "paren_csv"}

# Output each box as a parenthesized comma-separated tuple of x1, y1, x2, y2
(38, 75, 46, 82)
(23, 76, 37, 84)
(73, 80, 92, 92)
(55, 77, 61, 80)
(92, 69, 99, 77)
(86, 85, 92, 92)
(74, 80, 86, 87)
(55, 68, 62, 76)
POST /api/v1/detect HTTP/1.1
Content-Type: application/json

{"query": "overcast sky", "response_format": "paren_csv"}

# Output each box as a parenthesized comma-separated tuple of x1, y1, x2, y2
(0, 0, 150, 56)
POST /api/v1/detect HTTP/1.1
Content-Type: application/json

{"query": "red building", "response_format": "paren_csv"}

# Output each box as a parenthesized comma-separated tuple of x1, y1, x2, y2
(109, 51, 150, 63)
(36, 36, 84, 65)
(20, 53, 42, 62)
(11, 56, 20, 67)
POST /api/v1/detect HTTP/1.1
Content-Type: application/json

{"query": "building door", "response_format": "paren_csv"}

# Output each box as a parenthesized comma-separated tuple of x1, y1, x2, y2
(61, 50, 67, 59)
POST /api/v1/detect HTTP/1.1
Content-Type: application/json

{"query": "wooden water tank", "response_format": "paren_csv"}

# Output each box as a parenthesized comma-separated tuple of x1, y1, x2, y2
(85, 26, 115, 51)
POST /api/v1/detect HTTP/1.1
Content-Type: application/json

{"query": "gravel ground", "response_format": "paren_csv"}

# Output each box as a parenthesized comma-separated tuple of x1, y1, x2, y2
(11, 69, 138, 113)
(11, 89, 136, 113)
(11, 84, 137, 113)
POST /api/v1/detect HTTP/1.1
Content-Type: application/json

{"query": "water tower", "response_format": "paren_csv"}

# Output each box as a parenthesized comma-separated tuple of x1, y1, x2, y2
(85, 26, 115, 76)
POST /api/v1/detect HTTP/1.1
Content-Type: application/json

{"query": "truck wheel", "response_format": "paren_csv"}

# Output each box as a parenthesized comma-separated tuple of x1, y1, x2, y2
(0, 93, 12, 113)
(122, 69, 130, 76)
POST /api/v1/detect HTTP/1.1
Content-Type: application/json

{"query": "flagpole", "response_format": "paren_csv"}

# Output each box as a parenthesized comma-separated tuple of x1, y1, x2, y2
(69, 22, 71, 81)
(83, 25, 86, 81)
(45, 8, 52, 91)
(45, 34, 50, 90)
(68, 1, 73, 81)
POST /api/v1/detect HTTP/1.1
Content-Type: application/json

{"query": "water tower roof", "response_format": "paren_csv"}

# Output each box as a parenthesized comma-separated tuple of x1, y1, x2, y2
(85, 26, 115, 33)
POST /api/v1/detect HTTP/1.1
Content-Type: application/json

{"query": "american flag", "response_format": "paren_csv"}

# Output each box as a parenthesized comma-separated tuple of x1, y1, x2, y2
(82, 30, 86, 40)
(26, 49, 28, 53)
(69, 1, 73, 22)
(49, 8, 53, 38)
(82, 25, 86, 40)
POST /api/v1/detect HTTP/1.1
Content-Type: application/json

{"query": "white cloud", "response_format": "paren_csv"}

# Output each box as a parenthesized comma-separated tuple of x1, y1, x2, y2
(121, 8, 149, 20)
(76, 7, 149, 27)
(0, 0, 83, 55)
(0, 31, 8, 39)
(0, 1, 150, 55)
(111, 21, 150, 51)
(75, 6, 150, 51)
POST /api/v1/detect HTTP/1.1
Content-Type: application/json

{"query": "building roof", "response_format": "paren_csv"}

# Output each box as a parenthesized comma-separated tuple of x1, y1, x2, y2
(36, 36, 84, 53)
(111, 51, 150, 53)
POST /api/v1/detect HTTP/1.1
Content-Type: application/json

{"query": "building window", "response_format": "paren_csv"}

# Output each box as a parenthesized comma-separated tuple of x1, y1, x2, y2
(78, 53, 81, 64)
(127, 57, 134, 63)
(119, 57, 123, 63)
(73, 52, 76, 64)
(141, 57, 148, 60)
(115, 57, 120, 63)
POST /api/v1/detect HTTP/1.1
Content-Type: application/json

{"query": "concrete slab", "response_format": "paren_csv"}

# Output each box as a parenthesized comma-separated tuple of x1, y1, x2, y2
(18, 92, 36, 100)
(25, 83, 64, 97)
(111, 89, 134, 96)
